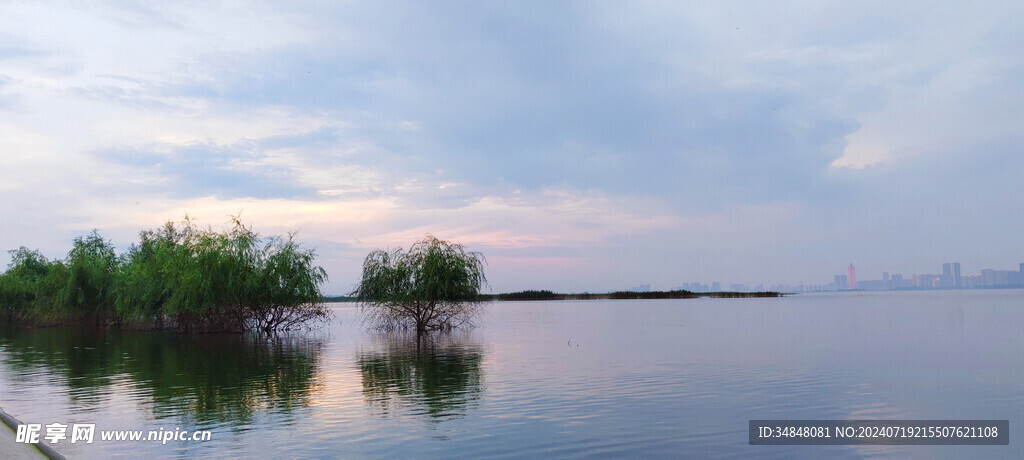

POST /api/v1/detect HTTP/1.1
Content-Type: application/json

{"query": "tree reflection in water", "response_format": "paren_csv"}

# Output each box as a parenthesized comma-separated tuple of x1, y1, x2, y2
(357, 332, 484, 421)
(0, 321, 325, 424)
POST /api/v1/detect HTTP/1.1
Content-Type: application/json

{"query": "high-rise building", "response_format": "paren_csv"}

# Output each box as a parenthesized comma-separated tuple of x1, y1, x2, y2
(918, 274, 940, 288)
(834, 274, 847, 291)
(982, 269, 1012, 286)
(953, 262, 961, 288)
(883, 272, 890, 290)
(847, 263, 857, 289)
(942, 263, 952, 287)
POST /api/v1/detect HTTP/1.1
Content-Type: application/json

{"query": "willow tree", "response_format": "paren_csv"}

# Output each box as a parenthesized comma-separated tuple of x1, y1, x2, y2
(0, 248, 61, 319)
(114, 217, 329, 333)
(0, 217, 328, 332)
(353, 235, 487, 334)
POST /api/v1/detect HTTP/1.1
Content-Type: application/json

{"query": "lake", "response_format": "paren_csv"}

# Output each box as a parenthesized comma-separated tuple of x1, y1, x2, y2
(1, 290, 1022, 458)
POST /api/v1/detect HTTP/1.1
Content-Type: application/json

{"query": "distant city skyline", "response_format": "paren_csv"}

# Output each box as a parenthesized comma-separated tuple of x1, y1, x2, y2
(662, 260, 1024, 294)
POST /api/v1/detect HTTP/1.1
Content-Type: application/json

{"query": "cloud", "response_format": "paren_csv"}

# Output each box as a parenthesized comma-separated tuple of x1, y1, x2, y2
(90, 143, 313, 200)
(1, 1, 1023, 291)
(825, 3, 1024, 169)
(136, 1, 864, 214)
(0, 75, 15, 109)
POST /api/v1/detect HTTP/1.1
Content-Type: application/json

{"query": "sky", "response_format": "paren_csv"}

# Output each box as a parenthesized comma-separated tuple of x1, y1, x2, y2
(1, 1, 1023, 294)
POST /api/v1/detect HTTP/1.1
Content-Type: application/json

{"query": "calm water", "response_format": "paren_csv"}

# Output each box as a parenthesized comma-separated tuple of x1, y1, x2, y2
(1, 290, 1023, 458)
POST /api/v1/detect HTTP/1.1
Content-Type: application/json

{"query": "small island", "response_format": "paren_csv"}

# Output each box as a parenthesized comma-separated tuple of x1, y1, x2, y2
(326, 289, 783, 303)
(487, 289, 784, 301)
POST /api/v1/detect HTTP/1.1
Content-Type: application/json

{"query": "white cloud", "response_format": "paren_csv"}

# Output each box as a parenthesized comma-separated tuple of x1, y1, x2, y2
(834, 55, 1022, 169)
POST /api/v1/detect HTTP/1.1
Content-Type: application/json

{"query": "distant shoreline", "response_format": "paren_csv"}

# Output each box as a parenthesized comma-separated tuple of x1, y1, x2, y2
(324, 290, 784, 303)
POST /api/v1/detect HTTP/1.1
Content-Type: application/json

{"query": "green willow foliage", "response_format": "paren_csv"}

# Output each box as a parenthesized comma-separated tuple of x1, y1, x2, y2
(0, 323, 324, 423)
(353, 234, 488, 334)
(0, 217, 329, 333)
(357, 333, 484, 419)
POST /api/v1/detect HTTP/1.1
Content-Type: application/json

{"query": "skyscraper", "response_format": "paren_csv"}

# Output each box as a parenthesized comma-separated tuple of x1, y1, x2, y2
(953, 262, 961, 288)
(848, 263, 857, 290)
(943, 263, 952, 287)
